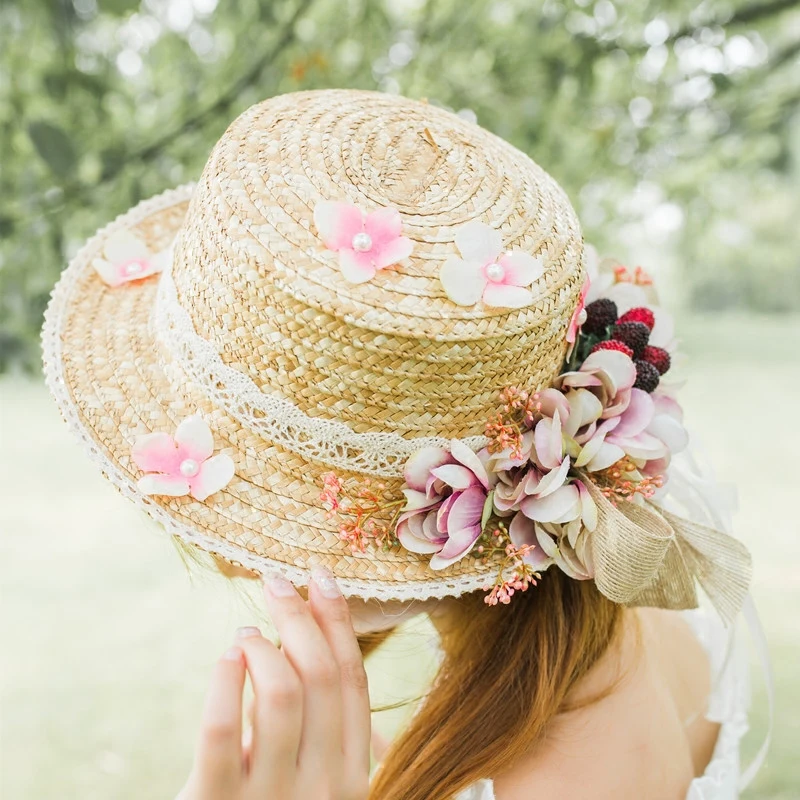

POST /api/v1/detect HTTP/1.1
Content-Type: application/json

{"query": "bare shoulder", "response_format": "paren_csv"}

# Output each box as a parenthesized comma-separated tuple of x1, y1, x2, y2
(492, 609, 719, 800)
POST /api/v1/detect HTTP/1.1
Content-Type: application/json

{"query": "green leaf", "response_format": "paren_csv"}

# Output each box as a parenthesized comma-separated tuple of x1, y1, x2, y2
(27, 121, 76, 179)
(481, 491, 495, 530)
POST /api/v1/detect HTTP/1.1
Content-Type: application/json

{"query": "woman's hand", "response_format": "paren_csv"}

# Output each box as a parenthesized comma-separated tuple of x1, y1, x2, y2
(178, 567, 371, 800)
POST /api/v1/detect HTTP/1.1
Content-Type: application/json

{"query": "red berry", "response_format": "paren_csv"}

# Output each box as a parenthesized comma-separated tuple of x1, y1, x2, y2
(618, 306, 655, 331)
(591, 339, 634, 359)
(633, 360, 660, 392)
(642, 345, 671, 375)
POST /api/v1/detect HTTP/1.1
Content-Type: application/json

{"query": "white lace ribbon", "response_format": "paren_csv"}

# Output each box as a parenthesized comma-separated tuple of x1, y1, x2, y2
(152, 266, 488, 477)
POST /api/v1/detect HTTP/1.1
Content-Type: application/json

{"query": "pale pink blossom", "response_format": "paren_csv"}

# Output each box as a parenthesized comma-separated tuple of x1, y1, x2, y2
(397, 440, 492, 570)
(555, 349, 637, 419)
(313, 201, 413, 284)
(132, 415, 235, 501)
(92, 230, 172, 287)
(439, 221, 544, 309)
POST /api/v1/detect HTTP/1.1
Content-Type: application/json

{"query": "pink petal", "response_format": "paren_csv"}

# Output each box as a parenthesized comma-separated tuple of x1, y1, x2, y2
(481, 282, 534, 309)
(137, 473, 190, 496)
(450, 439, 490, 489)
(576, 481, 598, 531)
(313, 201, 364, 250)
(536, 389, 572, 425)
(508, 511, 536, 548)
(373, 236, 414, 270)
(429, 525, 483, 569)
(402, 488, 438, 512)
(586, 441, 625, 472)
(499, 251, 544, 287)
(581, 350, 637, 393)
(364, 207, 402, 248)
(444, 487, 486, 533)
(131, 432, 180, 473)
(534, 456, 571, 498)
(533, 411, 563, 471)
(520, 484, 579, 523)
(338, 249, 376, 284)
(607, 431, 668, 461)
(613, 389, 655, 438)
(564, 389, 603, 436)
(189, 454, 235, 501)
(430, 464, 480, 491)
(652, 393, 683, 421)
(437, 493, 457, 532)
(174, 415, 214, 462)
(403, 447, 452, 492)
(454, 220, 502, 263)
(647, 414, 689, 453)
(397, 515, 443, 554)
(440, 256, 485, 306)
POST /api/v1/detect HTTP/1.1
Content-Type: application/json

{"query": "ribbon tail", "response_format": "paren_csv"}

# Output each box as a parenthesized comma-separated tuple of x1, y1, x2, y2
(659, 508, 752, 625)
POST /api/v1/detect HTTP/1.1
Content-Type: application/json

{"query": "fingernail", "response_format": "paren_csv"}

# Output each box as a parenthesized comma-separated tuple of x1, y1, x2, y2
(265, 572, 296, 597)
(235, 626, 261, 638)
(222, 646, 242, 662)
(311, 566, 341, 599)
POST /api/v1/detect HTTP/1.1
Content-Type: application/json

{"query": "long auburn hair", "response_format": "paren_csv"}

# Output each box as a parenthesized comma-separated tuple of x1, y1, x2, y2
(367, 569, 624, 800)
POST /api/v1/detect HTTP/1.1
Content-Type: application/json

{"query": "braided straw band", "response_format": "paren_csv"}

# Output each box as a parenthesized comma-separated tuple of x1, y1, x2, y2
(153, 264, 488, 477)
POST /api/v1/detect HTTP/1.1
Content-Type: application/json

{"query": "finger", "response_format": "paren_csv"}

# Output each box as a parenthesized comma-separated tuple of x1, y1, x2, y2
(234, 626, 303, 792)
(308, 567, 371, 780)
(262, 574, 344, 776)
(191, 646, 246, 797)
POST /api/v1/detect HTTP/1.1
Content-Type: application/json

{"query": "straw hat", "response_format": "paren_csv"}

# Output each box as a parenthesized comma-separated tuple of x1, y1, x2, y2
(42, 89, 586, 600)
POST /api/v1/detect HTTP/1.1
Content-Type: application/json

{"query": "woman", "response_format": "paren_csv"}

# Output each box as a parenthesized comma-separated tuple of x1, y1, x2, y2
(42, 90, 760, 799)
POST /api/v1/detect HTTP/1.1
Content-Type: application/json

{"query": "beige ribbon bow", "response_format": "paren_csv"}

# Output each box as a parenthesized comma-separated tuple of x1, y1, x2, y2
(583, 478, 752, 624)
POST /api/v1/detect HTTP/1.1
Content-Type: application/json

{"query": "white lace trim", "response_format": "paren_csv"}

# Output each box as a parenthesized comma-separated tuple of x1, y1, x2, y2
(40, 185, 496, 601)
(153, 262, 489, 477)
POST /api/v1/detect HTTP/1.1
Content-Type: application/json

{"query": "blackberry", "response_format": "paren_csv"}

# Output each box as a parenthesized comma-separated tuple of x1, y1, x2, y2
(582, 298, 618, 337)
(634, 360, 660, 392)
(610, 321, 650, 358)
(642, 345, 671, 375)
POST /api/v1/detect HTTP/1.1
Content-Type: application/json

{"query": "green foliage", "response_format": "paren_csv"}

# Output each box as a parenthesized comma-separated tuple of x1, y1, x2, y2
(1, 0, 799, 371)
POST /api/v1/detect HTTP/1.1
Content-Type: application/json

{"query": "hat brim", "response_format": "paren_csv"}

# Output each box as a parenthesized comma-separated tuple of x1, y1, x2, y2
(42, 186, 499, 600)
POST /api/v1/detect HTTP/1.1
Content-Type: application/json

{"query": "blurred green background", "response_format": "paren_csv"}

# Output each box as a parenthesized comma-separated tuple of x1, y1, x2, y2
(1, 0, 799, 798)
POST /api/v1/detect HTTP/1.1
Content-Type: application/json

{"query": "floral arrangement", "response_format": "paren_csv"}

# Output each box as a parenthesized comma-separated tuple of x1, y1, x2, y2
(321, 252, 689, 604)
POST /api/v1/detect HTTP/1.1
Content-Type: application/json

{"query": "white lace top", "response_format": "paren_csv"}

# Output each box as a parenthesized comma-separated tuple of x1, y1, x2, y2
(452, 609, 751, 800)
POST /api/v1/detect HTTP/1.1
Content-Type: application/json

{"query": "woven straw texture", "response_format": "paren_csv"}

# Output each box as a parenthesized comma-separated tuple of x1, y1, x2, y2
(42, 89, 587, 599)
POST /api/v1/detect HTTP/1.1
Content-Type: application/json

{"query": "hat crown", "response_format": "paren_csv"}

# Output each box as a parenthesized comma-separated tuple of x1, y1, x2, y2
(169, 90, 585, 442)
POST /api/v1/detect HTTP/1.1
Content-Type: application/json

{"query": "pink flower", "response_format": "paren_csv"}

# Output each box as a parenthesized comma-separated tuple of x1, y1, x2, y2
(397, 440, 492, 570)
(92, 230, 172, 287)
(566, 278, 590, 345)
(132, 415, 235, 501)
(555, 349, 637, 419)
(313, 201, 414, 284)
(439, 221, 544, 309)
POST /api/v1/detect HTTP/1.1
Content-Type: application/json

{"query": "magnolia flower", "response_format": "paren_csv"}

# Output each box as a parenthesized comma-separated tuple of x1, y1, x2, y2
(508, 485, 597, 580)
(92, 230, 172, 287)
(555, 349, 637, 419)
(397, 440, 492, 570)
(439, 221, 544, 309)
(313, 201, 413, 284)
(132, 415, 235, 501)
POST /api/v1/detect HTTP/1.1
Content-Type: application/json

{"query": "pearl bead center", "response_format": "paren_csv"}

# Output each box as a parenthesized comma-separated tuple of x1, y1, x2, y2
(179, 458, 200, 477)
(351, 232, 372, 252)
(485, 262, 505, 282)
(123, 260, 145, 276)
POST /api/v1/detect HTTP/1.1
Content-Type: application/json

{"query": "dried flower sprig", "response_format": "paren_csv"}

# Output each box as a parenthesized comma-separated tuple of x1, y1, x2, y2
(485, 386, 544, 458)
(595, 458, 664, 505)
(477, 522, 540, 605)
(320, 472, 404, 553)
(613, 264, 653, 286)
